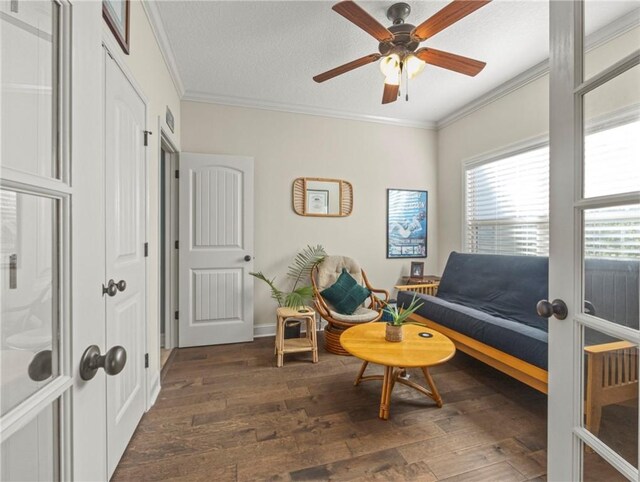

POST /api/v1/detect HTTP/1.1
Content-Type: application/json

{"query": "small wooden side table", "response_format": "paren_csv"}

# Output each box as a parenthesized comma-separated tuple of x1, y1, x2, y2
(275, 306, 318, 367)
(396, 275, 441, 296)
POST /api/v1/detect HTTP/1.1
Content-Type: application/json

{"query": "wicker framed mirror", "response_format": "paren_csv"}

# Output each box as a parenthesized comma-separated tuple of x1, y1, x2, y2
(292, 177, 353, 217)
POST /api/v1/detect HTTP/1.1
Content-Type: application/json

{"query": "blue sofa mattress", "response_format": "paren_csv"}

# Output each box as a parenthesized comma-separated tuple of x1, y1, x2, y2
(398, 252, 549, 370)
(397, 290, 549, 369)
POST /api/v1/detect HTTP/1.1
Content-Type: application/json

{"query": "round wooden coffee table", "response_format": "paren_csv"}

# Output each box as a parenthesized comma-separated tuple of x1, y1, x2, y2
(341, 323, 456, 420)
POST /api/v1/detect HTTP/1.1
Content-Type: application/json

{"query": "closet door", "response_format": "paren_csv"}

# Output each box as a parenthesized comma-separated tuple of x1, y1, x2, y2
(104, 48, 147, 478)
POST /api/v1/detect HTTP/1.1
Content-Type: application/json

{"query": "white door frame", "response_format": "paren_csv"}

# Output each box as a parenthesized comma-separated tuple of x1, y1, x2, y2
(157, 119, 179, 353)
(101, 33, 153, 411)
(548, 1, 640, 480)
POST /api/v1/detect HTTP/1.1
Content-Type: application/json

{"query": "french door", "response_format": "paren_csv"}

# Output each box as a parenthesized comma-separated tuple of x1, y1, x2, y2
(1, 2, 111, 480)
(548, 1, 639, 480)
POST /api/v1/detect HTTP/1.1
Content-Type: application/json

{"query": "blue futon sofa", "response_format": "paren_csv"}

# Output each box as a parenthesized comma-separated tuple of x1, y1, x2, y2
(398, 252, 639, 393)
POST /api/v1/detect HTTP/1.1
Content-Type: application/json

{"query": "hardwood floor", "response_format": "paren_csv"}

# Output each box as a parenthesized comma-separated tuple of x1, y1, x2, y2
(113, 334, 549, 481)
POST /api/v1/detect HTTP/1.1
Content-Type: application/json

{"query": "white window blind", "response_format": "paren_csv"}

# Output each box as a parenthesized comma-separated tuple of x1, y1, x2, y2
(465, 146, 549, 256)
(464, 119, 639, 259)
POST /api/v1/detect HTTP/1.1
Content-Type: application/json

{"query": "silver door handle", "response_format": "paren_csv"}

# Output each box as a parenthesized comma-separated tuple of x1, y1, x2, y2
(536, 299, 568, 320)
(102, 279, 117, 297)
(79, 345, 127, 380)
(116, 280, 126, 292)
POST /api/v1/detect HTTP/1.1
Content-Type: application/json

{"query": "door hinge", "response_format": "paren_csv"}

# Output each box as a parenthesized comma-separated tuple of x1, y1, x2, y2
(143, 130, 152, 146)
(144, 353, 149, 368)
(144, 242, 149, 257)
(175, 170, 179, 179)
(174, 311, 179, 320)
(175, 240, 179, 249)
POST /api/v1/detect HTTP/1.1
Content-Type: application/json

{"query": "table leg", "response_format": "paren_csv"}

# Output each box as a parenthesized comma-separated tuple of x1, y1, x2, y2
(276, 316, 284, 368)
(354, 361, 368, 386)
(421, 367, 443, 408)
(309, 315, 318, 363)
(379, 366, 394, 420)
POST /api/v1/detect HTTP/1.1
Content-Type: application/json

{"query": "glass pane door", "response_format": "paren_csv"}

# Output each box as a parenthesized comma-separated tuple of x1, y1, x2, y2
(577, 13, 640, 480)
(1, 2, 70, 481)
(0, 190, 59, 415)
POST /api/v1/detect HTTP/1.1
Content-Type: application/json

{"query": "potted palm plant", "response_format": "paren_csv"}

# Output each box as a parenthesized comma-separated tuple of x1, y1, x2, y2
(383, 294, 424, 342)
(250, 245, 326, 335)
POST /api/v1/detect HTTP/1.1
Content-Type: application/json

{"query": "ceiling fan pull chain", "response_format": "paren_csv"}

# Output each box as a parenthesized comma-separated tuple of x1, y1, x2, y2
(405, 68, 409, 101)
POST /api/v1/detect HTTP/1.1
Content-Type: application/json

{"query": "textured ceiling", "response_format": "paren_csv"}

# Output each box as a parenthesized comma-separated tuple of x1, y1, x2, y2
(157, 1, 639, 126)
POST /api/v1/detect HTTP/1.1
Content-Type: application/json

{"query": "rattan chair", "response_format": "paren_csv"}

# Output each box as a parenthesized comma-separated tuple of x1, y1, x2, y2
(311, 256, 389, 355)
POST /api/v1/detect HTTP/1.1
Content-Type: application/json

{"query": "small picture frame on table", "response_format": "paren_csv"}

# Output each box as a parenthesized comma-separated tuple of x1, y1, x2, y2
(410, 261, 424, 279)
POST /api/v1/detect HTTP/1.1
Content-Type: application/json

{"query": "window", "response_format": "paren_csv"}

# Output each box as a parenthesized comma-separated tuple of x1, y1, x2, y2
(465, 145, 549, 256)
(465, 119, 639, 259)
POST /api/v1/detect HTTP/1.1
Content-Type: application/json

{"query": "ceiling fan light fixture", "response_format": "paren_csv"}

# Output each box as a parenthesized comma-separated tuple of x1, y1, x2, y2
(384, 71, 400, 86)
(405, 54, 426, 79)
(379, 53, 400, 77)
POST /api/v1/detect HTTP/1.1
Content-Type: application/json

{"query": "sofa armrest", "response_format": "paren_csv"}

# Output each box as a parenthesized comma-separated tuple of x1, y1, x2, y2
(584, 341, 635, 354)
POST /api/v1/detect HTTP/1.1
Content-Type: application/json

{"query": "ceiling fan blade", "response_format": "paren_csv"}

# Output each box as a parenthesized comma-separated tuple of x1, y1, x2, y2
(313, 53, 381, 83)
(332, 1, 394, 42)
(416, 48, 486, 76)
(382, 83, 399, 104)
(411, 0, 491, 42)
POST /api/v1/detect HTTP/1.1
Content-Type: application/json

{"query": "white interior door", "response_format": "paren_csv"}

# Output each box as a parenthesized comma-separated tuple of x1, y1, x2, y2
(104, 48, 147, 476)
(179, 153, 254, 347)
(548, 2, 639, 480)
(1, 2, 109, 480)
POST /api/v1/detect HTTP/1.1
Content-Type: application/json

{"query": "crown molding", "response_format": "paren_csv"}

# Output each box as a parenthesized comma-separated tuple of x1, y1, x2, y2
(141, 0, 185, 97)
(437, 58, 549, 129)
(586, 7, 640, 52)
(437, 9, 640, 130)
(182, 90, 437, 130)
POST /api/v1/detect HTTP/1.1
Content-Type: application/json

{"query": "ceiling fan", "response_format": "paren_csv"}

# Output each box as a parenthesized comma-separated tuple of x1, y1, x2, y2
(313, 0, 491, 104)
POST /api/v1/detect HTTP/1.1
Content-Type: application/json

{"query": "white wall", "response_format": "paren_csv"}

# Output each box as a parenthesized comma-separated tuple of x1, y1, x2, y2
(181, 101, 438, 332)
(436, 26, 640, 272)
(103, 2, 181, 383)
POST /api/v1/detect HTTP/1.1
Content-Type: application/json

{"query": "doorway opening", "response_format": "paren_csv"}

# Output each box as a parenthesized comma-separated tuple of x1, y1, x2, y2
(159, 132, 178, 370)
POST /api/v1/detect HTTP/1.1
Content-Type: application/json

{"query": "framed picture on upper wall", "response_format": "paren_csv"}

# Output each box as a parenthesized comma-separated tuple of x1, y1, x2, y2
(387, 189, 428, 258)
(103, 0, 130, 54)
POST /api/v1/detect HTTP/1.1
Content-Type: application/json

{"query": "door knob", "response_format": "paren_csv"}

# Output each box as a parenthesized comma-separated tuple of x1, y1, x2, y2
(244, 255, 252, 262)
(102, 279, 117, 297)
(536, 299, 568, 320)
(28, 349, 53, 382)
(116, 280, 126, 292)
(79, 345, 127, 381)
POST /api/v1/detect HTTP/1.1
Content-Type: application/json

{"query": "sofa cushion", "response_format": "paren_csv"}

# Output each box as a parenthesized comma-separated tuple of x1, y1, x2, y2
(321, 268, 371, 315)
(398, 291, 548, 369)
(437, 252, 549, 331)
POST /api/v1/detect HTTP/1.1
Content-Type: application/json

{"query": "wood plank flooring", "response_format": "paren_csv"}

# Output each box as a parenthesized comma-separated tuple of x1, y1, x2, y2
(113, 334, 549, 481)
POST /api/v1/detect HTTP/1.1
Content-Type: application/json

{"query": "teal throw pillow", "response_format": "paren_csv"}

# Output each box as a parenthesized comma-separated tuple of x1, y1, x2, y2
(320, 268, 371, 315)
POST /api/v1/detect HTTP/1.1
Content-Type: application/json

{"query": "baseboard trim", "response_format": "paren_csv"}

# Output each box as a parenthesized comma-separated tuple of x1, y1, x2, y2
(147, 371, 161, 410)
(254, 323, 276, 338)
